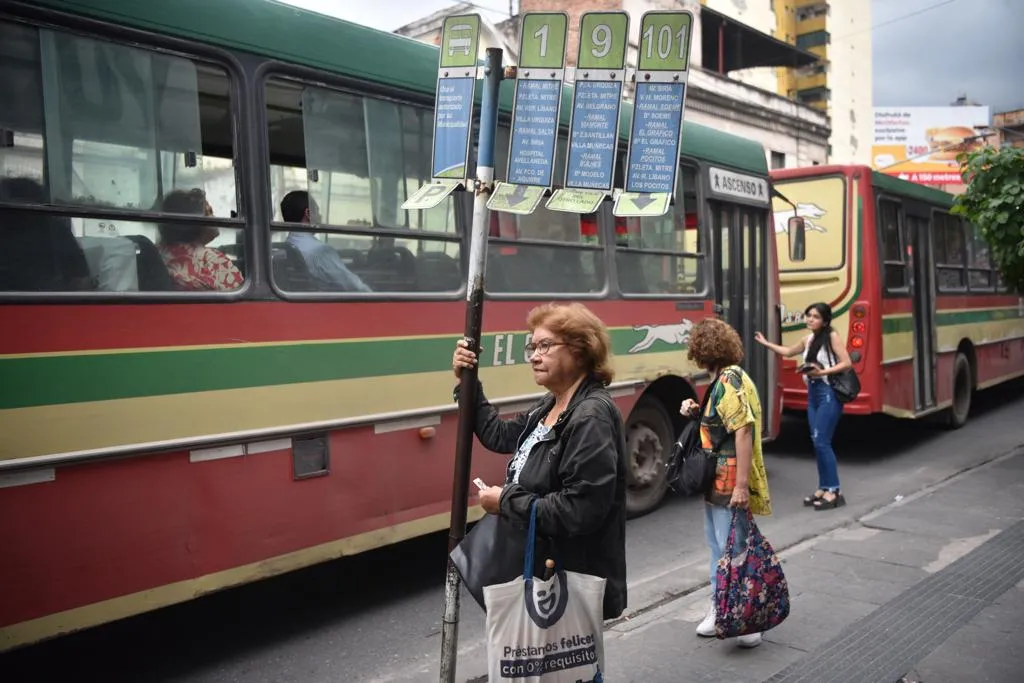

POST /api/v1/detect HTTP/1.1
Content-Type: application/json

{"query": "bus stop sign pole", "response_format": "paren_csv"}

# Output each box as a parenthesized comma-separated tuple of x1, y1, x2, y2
(440, 46, 504, 683)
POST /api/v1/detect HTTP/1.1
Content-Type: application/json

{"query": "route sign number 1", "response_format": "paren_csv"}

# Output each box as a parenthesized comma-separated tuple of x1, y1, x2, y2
(489, 12, 568, 216)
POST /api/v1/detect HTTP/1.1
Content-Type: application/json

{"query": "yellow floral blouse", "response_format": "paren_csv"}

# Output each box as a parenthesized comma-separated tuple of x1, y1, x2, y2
(699, 365, 772, 516)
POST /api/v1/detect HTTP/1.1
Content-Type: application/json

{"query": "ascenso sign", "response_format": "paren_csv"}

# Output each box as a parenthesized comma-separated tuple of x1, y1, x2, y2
(708, 166, 769, 205)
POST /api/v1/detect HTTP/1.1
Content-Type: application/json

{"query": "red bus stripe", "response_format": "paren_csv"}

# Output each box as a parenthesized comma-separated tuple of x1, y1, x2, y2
(0, 299, 714, 354)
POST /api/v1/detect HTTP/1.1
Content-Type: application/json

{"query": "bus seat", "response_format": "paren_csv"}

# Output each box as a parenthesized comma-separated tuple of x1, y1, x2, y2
(616, 253, 649, 294)
(554, 250, 600, 293)
(271, 241, 318, 291)
(416, 251, 461, 292)
(363, 246, 417, 291)
(498, 251, 551, 293)
(124, 235, 175, 291)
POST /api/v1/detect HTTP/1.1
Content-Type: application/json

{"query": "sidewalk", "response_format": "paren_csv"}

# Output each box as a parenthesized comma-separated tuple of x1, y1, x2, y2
(598, 446, 1024, 683)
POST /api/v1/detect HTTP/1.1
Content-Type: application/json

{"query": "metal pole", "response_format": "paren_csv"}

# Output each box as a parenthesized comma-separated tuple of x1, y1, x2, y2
(439, 46, 504, 683)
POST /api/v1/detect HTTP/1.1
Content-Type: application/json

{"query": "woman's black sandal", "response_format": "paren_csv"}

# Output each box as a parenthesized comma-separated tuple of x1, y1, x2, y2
(803, 490, 825, 506)
(813, 491, 845, 511)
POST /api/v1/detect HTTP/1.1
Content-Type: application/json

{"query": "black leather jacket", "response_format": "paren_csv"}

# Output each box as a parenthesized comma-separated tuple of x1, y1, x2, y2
(459, 374, 627, 619)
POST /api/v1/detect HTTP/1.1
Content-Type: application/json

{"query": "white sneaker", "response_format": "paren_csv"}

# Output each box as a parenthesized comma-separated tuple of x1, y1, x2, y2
(737, 632, 763, 648)
(695, 604, 716, 637)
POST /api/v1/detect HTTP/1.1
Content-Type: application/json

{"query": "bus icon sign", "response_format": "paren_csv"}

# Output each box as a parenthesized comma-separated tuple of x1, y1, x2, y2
(447, 24, 473, 56)
(439, 15, 480, 68)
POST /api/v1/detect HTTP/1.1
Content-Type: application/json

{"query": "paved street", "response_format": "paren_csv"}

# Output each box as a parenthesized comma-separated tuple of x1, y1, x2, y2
(3, 378, 1022, 683)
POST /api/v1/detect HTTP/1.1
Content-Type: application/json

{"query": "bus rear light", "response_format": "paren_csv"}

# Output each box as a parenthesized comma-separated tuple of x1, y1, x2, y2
(848, 302, 869, 366)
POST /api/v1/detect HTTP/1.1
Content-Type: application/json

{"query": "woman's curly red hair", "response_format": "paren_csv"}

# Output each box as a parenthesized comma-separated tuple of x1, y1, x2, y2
(687, 317, 744, 370)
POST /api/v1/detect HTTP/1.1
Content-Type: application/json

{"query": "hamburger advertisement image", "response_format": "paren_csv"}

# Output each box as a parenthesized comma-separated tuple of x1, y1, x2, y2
(872, 106, 990, 185)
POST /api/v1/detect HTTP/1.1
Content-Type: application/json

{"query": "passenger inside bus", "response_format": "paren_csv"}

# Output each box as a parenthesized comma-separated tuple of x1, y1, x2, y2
(156, 188, 244, 291)
(0, 177, 94, 292)
(279, 190, 371, 292)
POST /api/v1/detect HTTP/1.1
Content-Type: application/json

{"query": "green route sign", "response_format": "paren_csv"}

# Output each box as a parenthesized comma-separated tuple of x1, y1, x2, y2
(614, 191, 671, 217)
(518, 12, 568, 70)
(402, 180, 462, 211)
(438, 14, 481, 69)
(614, 10, 693, 218)
(546, 188, 605, 214)
(490, 12, 568, 215)
(576, 11, 629, 70)
(488, 183, 546, 215)
(404, 14, 481, 211)
(547, 11, 629, 215)
(635, 11, 692, 72)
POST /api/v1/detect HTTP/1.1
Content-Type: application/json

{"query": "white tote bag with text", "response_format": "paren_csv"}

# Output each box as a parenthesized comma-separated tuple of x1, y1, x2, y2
(482, 502, 606, 683)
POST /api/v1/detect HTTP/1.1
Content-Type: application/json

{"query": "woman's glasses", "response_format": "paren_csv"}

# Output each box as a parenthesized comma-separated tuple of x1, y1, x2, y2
(525, 339, 566, 356)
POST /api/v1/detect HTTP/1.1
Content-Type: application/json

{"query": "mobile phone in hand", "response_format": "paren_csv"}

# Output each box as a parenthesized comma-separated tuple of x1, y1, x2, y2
(473, 477, 487, 491)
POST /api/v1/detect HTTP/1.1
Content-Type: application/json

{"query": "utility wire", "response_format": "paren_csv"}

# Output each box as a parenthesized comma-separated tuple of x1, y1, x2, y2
(830, 0, 961, 43)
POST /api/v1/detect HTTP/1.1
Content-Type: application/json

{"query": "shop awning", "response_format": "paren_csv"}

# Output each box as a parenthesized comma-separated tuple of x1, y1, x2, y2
(701, 6, 820, 73)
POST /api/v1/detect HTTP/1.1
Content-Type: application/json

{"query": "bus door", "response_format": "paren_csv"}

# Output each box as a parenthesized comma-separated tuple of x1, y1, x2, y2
(905, 210, 937, 410)
(710, 201, 770, 408)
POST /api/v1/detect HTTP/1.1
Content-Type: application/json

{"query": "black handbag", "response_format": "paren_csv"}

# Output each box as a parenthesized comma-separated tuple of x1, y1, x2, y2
(449, 511, 555, 611)
(665, 376, 721, 496)
(826, 344, 861, 404)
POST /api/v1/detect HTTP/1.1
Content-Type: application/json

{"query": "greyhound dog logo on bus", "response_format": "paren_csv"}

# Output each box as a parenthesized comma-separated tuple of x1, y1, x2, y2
(773, 202, 828, 235)
(629, 319, 694, 353)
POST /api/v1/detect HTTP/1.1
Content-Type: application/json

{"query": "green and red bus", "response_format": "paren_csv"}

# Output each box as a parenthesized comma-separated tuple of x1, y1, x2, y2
(0, 0, 782, 649)
(771, 164, 1024, 426)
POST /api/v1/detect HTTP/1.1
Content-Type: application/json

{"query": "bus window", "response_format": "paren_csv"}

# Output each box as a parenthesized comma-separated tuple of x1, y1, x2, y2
(486, 126, 603, 295)
(0, 20, 243, 293)
(878, 199, 907, 291)
(934, 212, 966, 291)
(264, 78, 460, 294)
(615, 165, 703, 295)
(966, 222, 993, 291)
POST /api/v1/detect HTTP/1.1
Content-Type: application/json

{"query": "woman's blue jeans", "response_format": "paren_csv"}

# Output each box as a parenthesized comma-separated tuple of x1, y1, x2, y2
(807, 379, 842, 491)
(705, 503, 748, 587)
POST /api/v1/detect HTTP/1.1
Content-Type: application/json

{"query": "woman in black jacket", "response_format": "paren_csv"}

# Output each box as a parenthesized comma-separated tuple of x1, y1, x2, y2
(452, 302, 628, 619)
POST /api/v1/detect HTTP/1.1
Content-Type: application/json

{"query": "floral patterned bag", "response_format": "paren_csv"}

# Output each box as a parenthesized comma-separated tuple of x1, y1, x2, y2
(714, 508, 790, 639)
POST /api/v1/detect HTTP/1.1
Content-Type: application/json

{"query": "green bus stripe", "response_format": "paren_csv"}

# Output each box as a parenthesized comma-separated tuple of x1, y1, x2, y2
(0, 328, 685, 410)
(882, 307, 1023, 335)
(882, 316, 913, 334)
(936, 308, 1024, 326)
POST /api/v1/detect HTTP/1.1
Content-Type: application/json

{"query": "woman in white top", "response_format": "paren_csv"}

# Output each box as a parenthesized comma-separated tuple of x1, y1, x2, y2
(755, 302, 853, 510)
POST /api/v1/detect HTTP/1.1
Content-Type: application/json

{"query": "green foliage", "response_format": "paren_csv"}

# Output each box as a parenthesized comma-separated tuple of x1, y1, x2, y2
(952, 145, 1024, 292)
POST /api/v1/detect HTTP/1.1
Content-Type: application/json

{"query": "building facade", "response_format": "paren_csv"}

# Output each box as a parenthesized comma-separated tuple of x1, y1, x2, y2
(994, 109, 1024, 150)
(772, 0, 873, 164)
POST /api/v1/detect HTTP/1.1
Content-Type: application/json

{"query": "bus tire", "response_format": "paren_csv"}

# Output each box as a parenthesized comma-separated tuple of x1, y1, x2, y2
(946, 352, 972, 429)
(625, 397, 673, 518)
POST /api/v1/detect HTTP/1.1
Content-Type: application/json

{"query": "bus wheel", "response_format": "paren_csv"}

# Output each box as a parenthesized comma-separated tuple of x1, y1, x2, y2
(947, 352, 972, 429)
(625, 397, 673, 518)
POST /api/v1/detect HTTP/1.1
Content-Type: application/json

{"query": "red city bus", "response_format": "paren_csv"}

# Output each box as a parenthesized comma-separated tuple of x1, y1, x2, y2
(0, 0, 782, 649)
(771, 164, 1024, 425)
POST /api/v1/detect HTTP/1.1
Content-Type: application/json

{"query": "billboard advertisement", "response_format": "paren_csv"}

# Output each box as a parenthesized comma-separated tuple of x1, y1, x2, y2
(872, 106, 990, 185)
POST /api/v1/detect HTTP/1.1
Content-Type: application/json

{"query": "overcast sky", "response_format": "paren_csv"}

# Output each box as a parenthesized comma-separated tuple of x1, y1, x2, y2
(280, 0, 1023, 114)
(872, 0, 1022, 113)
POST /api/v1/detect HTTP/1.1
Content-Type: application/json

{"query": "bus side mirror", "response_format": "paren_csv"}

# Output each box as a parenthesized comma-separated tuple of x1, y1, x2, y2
(788, 216, 806, 262)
